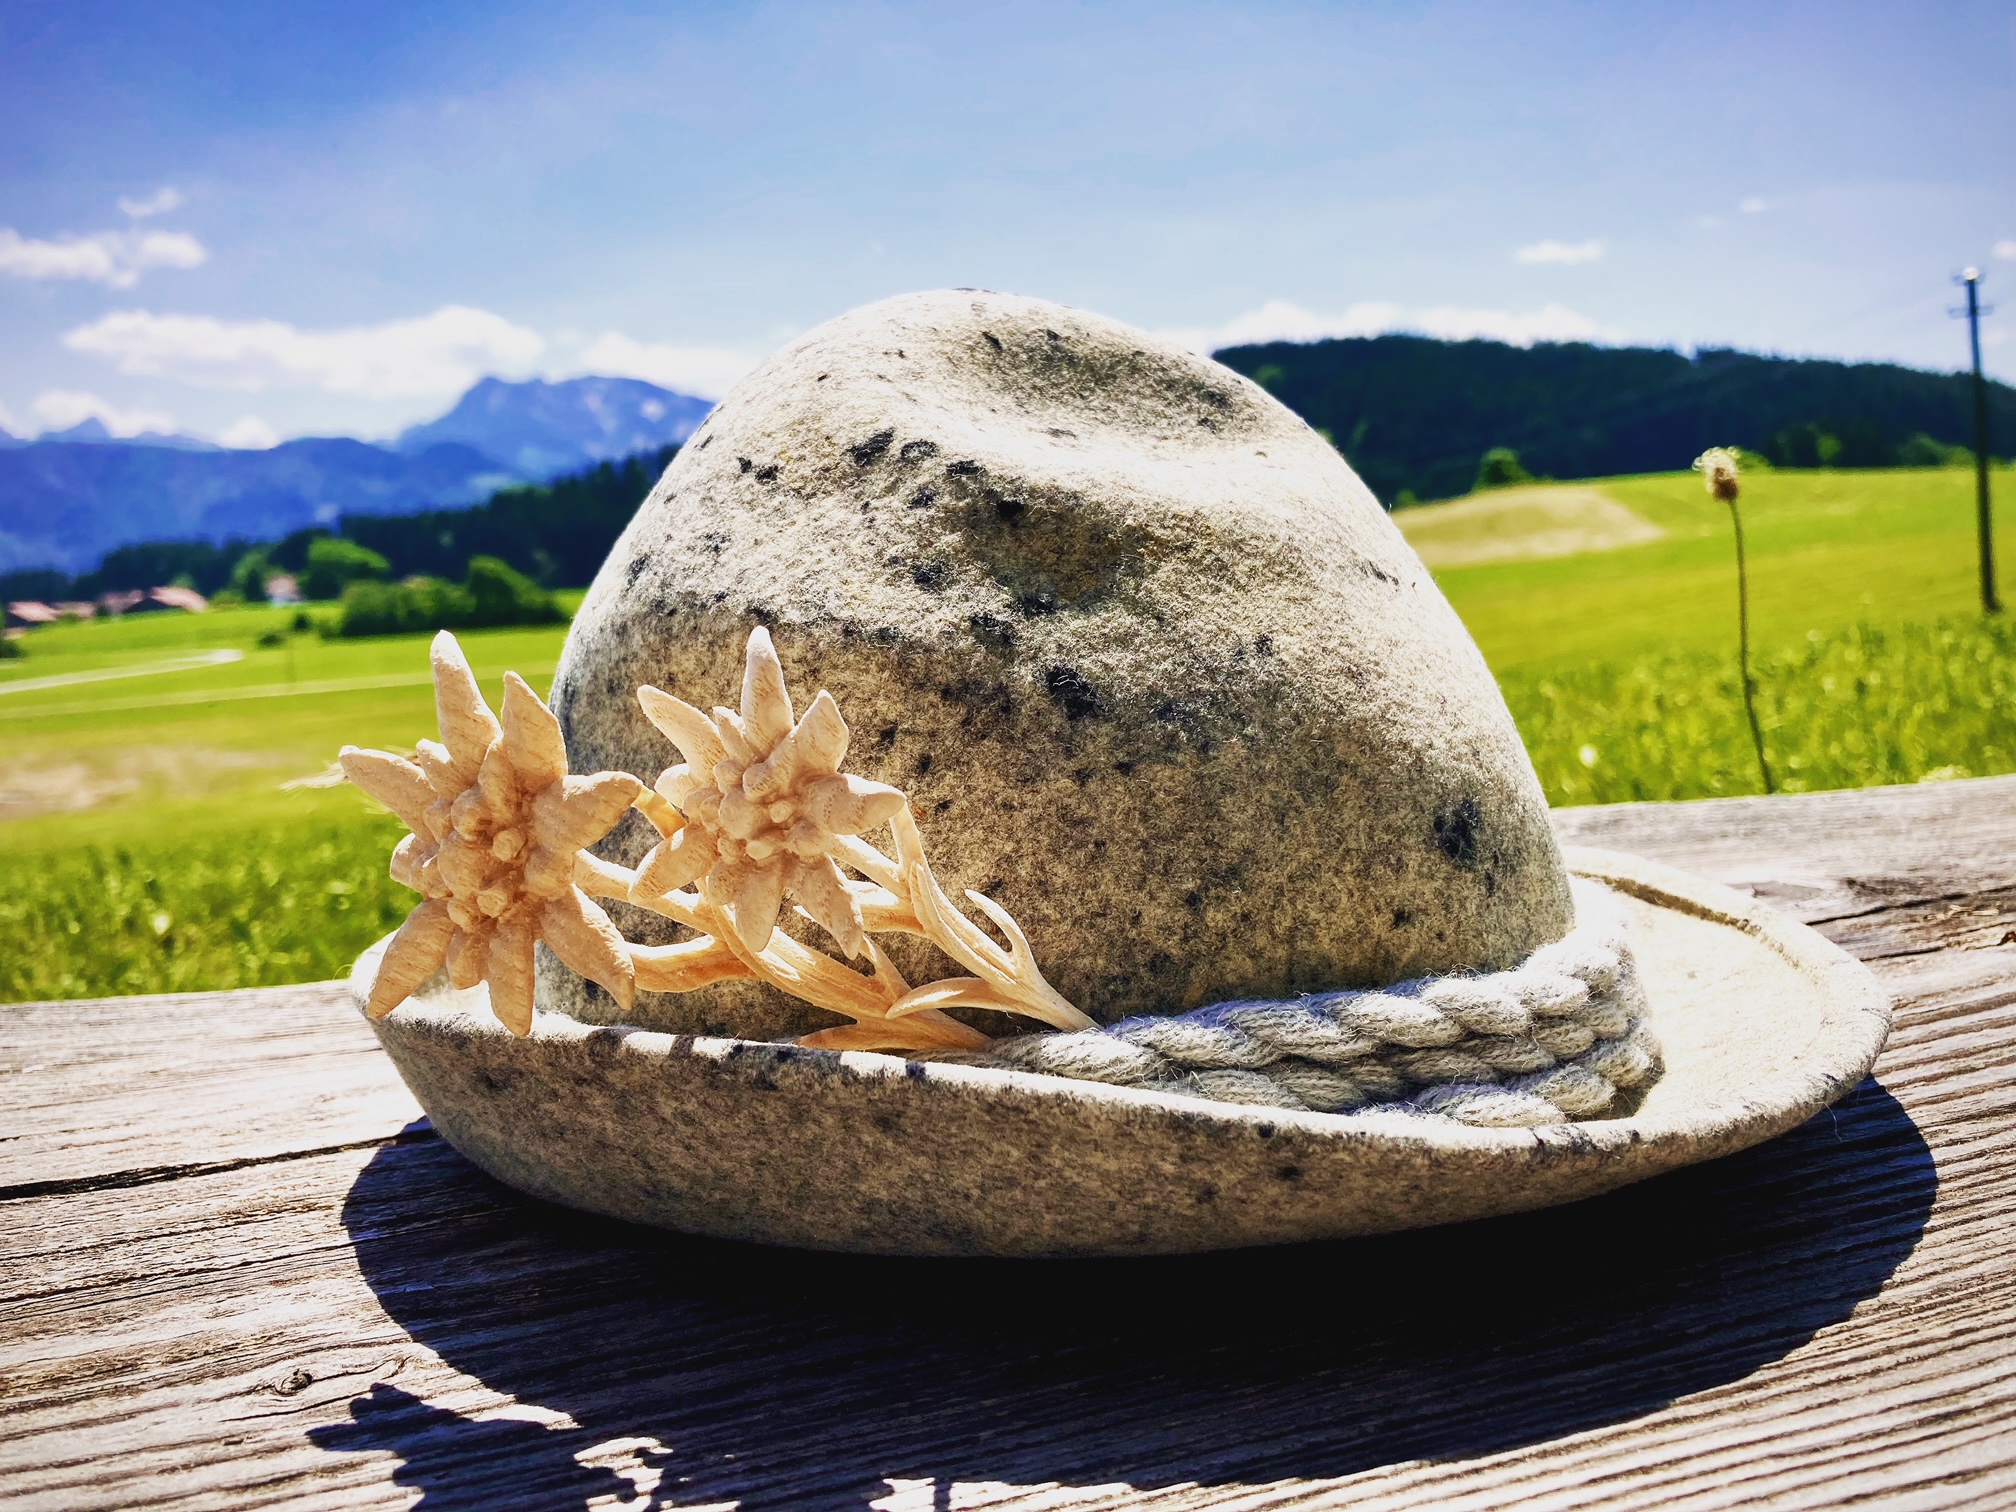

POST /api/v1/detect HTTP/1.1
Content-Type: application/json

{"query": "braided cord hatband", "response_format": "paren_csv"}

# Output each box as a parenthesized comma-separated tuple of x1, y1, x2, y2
(982, 893, 1660, 1128)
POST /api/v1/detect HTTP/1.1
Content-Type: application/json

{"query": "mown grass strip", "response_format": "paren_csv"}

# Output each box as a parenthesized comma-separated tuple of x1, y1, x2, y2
(0, 649, 245, 696)
(6, 666, 557, 720)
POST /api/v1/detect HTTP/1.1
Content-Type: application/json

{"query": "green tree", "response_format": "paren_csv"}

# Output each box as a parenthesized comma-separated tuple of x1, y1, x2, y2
(1474, 447, 1532, 490)
(300, 538, 390, 601)
(228, 549, 273, 602)
(1767, 422, 1843, 469)
(333, 578, 470, 637)
(333, 557, 561, 638)
(1896, 432, 1973, 468)
(463, 555, 562, 628)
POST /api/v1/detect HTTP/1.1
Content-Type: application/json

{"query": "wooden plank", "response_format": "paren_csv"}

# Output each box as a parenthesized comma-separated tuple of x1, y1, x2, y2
(0, 1045, 2006, 1512)
(2, 774, 2015, 1508)
(0, 983, 419, 1192)
(1553, 773, 2016, 925)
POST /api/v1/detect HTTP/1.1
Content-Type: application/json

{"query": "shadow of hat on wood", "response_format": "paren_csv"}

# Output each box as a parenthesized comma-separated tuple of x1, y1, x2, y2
(315, 1079, 1932, 1510)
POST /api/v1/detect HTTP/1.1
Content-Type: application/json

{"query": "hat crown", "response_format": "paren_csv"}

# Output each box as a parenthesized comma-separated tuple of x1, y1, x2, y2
(551, 290, 1571, 1036)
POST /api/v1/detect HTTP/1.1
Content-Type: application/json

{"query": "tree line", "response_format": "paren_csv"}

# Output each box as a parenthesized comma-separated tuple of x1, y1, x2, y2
(1213, 335, 2016, 504)
(1, 447, 676, 616)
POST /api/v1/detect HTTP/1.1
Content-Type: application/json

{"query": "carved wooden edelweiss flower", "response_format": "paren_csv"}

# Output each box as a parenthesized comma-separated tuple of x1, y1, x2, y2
(614, 627, 1095, 1050)
(339, 632, 642, 1034)
(630, 628, 904, 959)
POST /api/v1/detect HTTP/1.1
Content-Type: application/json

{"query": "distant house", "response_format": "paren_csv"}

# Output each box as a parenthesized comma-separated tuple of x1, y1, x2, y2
(5, 600, 59, 625)
(265, 574, 302, 605)
(53, 601, 97, 620)
(149, 586, 208, 613)
(100, 589, 146, 616)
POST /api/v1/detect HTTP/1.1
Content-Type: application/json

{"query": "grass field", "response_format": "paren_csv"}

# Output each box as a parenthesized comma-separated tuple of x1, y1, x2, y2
(1397, 464, 2016, 803)
(1, 601, 581, 1001)
(1412, 465, 2016, 670)
(5, 462, 2013, 1000)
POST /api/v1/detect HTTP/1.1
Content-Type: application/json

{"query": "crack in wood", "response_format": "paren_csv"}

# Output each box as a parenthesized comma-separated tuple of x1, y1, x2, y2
(0, 1124, 435, 1205)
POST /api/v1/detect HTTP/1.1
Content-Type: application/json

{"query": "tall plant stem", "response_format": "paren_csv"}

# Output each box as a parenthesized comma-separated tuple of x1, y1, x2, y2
(1729, 498, 1774, 794)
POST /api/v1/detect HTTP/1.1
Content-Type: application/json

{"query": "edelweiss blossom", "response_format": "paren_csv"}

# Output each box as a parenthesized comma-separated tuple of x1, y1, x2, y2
(340, 632, 642, 1034)
(628, 627, 906, 958)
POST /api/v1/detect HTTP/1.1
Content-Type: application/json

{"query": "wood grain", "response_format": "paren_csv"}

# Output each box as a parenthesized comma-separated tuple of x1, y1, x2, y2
(3, 776, 2016, 1509)
(0, 982, 419, 1193)
(1552, 772, 2016, 926)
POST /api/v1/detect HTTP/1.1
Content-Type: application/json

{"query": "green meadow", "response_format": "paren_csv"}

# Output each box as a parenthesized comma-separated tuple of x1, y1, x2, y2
(1, 602, 580, 1002)
(4, 463, 2013, 1001)
(1402, 464, 2016, 804)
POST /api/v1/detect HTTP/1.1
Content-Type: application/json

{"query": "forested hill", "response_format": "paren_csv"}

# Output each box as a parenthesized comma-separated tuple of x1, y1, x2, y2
(342, 445, 677, 589)
(2, 447, 678, 604)
(1212, 335, 2016, 505)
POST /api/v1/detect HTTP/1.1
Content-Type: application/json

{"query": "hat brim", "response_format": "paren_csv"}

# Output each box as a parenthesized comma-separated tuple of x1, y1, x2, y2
(351, 845, 1890, 1257)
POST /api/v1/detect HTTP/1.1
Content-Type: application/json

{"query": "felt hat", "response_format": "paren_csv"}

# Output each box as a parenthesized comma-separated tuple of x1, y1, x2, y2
(343, 292, 1888, 1257)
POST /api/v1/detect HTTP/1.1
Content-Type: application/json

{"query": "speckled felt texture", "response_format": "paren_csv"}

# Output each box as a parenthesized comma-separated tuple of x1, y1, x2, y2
(543, 289, 1572, 1040)
(355, 848, 1891, 1257)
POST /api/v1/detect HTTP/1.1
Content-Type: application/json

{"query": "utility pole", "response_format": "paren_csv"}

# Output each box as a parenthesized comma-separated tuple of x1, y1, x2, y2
(1958, 268, 1999, 613)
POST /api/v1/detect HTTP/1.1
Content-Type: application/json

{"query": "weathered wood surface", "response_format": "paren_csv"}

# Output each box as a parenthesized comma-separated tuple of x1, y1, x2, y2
(4, 775, 2015, 1510)
(0, 982, 418, 1194)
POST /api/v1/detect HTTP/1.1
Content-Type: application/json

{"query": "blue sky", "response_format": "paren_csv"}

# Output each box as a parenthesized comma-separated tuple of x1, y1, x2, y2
(2, 0, 2012, 444)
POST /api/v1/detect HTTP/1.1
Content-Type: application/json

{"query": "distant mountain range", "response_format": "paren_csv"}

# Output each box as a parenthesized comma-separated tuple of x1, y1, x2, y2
(0, 417, 223, 452)
(0, 376, 712, 573)
(396, 376, 712, 476)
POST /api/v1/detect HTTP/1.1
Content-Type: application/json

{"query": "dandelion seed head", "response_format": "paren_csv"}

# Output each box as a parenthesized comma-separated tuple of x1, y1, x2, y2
(1694, 447, 1741, 504)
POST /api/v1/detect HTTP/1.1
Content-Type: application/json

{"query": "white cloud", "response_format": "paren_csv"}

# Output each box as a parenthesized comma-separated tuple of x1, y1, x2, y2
(1168, 298, 1617, 354)
(118, 188, 184, 219)
(1739, 196, 1769, 214)
(0, 227, 206, 288)
(1516, 239, 1606, 266)
(218, 415, 281, 449)
(1995, 239, 2016, 262)
(0, 400, 18, 436)
(574, 332, 760, 400)
(62, 304, 546, 401)
(131, 231, 206, 273)
(30, 389, 178, 438)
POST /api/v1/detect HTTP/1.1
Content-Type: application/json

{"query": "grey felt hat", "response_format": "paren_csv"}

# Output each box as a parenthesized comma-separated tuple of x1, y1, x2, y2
(344, 291, 1889, 1256)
